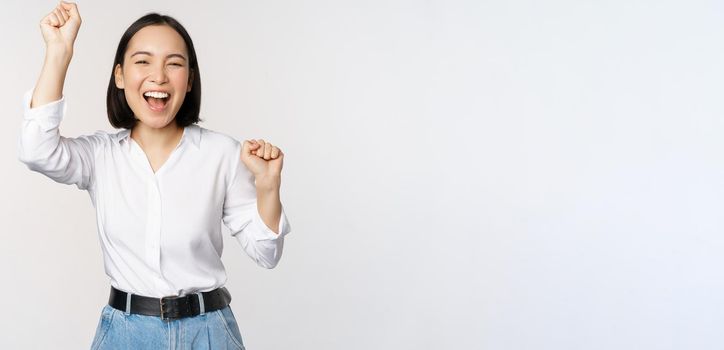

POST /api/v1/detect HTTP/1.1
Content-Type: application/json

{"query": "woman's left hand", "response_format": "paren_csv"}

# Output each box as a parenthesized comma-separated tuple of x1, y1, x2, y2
(241, 139, 284, 189)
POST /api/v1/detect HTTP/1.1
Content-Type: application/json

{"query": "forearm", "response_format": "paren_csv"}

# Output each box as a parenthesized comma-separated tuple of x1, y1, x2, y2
(256, 176, 282, 234)
(31, 45, 72, 108)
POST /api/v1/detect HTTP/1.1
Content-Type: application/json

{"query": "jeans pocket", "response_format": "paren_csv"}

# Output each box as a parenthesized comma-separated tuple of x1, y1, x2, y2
(215, 306, 245, 350)
(90, 305, 115, 350)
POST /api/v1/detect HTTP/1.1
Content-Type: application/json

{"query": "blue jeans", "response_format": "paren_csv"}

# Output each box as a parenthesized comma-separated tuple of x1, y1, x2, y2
(90, 304, 246, 349)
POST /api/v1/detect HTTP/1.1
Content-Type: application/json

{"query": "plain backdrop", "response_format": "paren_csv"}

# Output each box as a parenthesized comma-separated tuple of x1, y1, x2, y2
(2, 0, 723, 349)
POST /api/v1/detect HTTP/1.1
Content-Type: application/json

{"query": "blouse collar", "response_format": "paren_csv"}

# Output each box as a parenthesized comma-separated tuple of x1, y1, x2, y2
(114, 124, 201, 151)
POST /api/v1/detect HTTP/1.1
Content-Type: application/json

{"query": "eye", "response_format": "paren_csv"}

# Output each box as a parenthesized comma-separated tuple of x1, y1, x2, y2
(169, 63, 184, 67)
(135, 60, 148, 64)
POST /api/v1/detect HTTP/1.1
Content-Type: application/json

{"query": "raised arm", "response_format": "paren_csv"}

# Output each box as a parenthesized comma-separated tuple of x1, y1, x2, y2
(18, 2, 101, 191)
(32, 1, 81, 107)
(223, 140, 292, 269)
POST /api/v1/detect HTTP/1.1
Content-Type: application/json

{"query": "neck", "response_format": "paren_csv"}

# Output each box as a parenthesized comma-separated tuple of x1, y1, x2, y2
(131, 122, 184, 150)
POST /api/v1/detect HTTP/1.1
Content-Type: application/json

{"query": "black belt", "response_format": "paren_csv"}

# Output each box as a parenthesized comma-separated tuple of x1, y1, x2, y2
(108, 286, 232, 321)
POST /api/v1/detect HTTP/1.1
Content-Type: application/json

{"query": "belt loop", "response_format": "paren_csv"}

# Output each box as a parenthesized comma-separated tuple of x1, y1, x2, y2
(197, 292, 205, 315)
(125, 292, 132, 315)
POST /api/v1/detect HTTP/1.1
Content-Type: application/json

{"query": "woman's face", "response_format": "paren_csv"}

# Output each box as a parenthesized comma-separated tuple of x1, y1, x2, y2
(114, 24, 193, 130)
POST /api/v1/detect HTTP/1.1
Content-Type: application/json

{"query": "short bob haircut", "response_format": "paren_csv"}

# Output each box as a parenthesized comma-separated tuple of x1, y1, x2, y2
(106, 13, 202, 129)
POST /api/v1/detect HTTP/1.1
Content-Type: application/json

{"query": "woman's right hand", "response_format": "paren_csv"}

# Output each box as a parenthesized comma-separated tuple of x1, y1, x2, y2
(40, 1, 81, 57)
(31, 1, 81, 107)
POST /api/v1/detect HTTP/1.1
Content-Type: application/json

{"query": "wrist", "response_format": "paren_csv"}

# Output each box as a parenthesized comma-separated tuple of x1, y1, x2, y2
(45, 44, 73, 66)
(255, 175, 281, 192)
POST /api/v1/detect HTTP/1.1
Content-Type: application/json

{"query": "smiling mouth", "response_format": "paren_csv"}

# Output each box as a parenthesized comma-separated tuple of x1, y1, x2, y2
(143, 93, 170, 112)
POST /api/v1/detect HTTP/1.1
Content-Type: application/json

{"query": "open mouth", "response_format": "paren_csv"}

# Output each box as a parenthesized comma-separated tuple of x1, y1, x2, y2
(143, 91, 170, 112)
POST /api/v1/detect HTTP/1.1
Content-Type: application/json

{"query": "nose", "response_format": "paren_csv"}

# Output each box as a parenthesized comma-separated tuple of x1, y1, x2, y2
(149, 63, 168, 85)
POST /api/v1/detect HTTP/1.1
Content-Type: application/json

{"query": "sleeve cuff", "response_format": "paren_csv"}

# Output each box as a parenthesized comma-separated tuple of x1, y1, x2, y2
(22, 88, 66, 132)
(252, 203, 292, 241)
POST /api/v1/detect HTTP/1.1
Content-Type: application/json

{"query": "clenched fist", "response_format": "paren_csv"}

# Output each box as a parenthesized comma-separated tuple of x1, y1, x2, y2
(40, 1, 81, 56)
(241, 139, 284, 188)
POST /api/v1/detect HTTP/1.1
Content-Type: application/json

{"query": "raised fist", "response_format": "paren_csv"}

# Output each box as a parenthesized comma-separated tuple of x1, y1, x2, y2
(40, 1, 81, 55)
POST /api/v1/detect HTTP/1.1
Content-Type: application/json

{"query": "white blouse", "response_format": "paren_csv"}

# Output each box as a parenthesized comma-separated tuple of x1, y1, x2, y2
(17, 89, 291, 298)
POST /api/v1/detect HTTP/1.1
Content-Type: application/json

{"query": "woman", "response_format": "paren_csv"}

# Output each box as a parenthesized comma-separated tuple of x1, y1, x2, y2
(18, 2, 291, 349)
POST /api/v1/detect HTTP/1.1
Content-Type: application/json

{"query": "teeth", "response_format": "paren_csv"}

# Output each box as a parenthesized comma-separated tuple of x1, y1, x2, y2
(143, 91, 169, 99)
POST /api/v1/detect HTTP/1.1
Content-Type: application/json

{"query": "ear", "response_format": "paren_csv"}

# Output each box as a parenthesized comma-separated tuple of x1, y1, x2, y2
(114, 64, 124, 89)
(187, 69, 194, 92)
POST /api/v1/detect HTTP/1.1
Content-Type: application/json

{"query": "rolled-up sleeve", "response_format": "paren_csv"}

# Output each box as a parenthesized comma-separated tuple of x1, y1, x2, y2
(222, 141, 292, 269)
(18, 89, 102, 191)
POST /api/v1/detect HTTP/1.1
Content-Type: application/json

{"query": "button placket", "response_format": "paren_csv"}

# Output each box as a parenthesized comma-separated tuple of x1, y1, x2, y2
(144, 177, 163, 281)
(127, 134, 187, 294)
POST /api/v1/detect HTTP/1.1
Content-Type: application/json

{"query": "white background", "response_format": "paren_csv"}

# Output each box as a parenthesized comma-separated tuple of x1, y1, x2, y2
(1, 0, 723, 349)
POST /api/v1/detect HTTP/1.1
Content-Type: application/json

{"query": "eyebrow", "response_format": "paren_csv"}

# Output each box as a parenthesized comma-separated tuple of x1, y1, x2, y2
(130, 51, 187, 61)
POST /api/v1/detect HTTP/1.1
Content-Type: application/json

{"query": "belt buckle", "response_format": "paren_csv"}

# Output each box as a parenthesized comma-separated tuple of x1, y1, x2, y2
(160, 297, 166, 320)
(160, 296, 173, 321)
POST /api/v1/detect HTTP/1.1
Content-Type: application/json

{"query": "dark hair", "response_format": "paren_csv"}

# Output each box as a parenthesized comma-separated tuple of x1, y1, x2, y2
(106, 13, 202, 129)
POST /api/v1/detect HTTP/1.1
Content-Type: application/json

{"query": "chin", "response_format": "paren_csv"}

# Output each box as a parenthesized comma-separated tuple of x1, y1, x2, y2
(137, 117, 176, 129)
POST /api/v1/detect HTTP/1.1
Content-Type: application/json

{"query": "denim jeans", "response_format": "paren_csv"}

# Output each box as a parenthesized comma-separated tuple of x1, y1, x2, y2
(90, 304, 246, 349)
